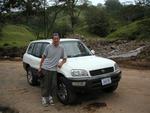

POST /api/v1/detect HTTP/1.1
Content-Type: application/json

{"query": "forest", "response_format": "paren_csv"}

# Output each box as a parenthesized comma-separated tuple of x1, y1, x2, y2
(0, 0, 150, 47)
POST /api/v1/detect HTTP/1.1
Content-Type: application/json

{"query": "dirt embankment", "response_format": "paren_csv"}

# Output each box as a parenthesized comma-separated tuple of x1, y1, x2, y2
(0, 39, 150, 68)
(0, 46, 26, 59)
(83, 39, 150, 69)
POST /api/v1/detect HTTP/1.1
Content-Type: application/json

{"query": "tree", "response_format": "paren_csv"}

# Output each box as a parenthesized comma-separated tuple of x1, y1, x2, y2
(104, 0, 123, 21)
(62, 0, 88, 33)
(43, 0, 67, 37)
(85, 6, 110, 37)
(120, 3, 149, 22)
(105, 0, 122, 12)
(0, 0, 4, 13)
(0, 0, 44, 24)
(65, 0, 78, 32)
(0, 0, 23, 13)
(135, 0, 150, 6)
(23, 0, 45, 23)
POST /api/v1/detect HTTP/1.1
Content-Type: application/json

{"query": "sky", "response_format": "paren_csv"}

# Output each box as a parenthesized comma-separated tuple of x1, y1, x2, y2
(89, 0, 135, 5)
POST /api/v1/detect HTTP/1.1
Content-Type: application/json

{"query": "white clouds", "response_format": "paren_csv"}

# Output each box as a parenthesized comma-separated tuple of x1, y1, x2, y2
(89, 0, 134, 5)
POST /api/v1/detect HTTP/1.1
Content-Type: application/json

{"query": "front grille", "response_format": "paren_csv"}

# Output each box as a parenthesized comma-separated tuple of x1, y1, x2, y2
(90, 74, 121, 89)
(90, 67, 114, 76)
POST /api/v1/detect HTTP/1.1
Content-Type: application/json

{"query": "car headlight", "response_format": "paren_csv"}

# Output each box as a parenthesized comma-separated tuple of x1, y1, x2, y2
(71, 69, 88, 77)
(114, 63, 120, 71)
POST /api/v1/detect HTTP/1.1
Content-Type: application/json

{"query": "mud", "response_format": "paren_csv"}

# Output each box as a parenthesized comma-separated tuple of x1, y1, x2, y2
(0, 106, 19, 113)
(83, 102, 107, 112)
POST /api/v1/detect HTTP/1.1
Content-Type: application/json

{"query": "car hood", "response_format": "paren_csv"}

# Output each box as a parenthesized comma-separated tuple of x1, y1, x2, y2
(63, 55, 115, 71)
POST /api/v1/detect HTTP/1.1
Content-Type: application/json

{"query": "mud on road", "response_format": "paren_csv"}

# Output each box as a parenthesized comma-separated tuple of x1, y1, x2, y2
(0, 61, 150, 113)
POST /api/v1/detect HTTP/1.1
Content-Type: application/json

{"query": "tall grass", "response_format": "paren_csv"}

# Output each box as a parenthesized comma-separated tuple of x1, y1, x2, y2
(0, 24, 36, 47)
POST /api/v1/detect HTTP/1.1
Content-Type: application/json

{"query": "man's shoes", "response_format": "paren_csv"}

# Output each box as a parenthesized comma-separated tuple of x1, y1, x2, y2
(41, 97, 49, 107)
(49, 96, 55, 105)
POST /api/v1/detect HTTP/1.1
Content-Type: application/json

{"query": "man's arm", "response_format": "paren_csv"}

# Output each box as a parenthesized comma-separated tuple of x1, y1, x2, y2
(57, 58, 67, 68)
(38, 55, 46, 72)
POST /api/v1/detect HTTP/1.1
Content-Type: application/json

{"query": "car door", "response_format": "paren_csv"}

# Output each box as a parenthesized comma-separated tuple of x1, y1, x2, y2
(31, 42, 50, 69)
(30, 42, 43, 69)
(23, 43, 36, 68)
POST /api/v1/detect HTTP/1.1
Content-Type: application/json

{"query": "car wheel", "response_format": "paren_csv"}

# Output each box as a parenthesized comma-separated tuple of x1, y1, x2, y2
(57, 77, 76, 105)
(27, 67, 38, 86)
(103, 83, 118, 93)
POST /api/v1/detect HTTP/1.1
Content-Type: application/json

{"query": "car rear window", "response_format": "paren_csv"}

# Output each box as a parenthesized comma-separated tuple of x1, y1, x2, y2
(27, 42, 49, 58)
(27, 43, 34, 54)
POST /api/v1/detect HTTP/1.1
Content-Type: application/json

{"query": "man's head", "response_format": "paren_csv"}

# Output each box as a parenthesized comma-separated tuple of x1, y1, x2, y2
(52, 33, 60, 46)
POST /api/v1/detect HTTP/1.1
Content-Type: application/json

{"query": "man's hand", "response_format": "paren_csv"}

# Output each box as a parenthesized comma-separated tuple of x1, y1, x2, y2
(38, 68, 44, 78)
(39, 55, 45, 72)
(57, 63, 63, 68)
(58, 58, 66, 68)
(38, 68, 41, 73)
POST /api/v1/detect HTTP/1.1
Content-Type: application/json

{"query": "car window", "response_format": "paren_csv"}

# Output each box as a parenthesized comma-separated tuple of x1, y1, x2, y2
(40, 43, 49, 57)
(32, 43, 43, 58)
(61, 41, 92, 58)
(27, 43, 34, 54)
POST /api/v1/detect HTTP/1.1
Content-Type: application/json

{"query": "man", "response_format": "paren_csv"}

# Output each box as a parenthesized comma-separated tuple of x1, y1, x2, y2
(38, 33, 67, 106)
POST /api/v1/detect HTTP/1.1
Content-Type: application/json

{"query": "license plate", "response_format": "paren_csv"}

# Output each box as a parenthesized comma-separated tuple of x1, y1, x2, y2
(101, 77, 112, 86)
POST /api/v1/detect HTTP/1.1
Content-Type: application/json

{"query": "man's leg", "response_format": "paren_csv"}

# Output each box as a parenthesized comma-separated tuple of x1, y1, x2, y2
(40, 69, 50, 106)
(48, 71, 57, 105)
(50, 71, 57, 97)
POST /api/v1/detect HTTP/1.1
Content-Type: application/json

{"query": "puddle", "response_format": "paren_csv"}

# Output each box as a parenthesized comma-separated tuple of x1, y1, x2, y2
(87, 102, 107, 108)
(0, 106, 19, 113)
(83, 102, 107, 112)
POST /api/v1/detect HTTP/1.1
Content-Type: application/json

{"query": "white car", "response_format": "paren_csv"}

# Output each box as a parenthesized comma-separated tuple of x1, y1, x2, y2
(23, 38, 121, 104)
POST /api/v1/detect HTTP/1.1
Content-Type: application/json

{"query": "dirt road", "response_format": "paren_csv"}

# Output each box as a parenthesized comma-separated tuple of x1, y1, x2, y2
(0, 61, 150, 113)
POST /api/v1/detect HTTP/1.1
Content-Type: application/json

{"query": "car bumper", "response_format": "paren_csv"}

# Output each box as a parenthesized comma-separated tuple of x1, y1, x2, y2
(63, 71, 121, 92)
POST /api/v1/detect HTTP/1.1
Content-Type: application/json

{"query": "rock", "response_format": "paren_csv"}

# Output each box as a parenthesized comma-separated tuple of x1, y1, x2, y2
(108, 46, 145, 60)
(110, 46, 116, 50)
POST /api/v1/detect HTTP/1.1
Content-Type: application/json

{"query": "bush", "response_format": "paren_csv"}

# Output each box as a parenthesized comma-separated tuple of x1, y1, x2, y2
(136, 18, 150, 39)
(85, 7, 110, 37)
(0, 22, 4, 37)
(53, 19, 72, 37)
(107, 18, 150, 40)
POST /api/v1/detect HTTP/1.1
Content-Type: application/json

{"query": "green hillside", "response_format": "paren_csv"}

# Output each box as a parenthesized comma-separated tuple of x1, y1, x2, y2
(0, 24, 36, 47)
(107, 18, 150, 40)
(0, 18, 149, 48)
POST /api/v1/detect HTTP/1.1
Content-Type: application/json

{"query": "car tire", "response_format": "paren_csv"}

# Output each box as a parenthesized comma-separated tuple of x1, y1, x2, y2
(102, 83, 118, 93)
(27, 67, 38, 86)
(57, 77, 76, 105)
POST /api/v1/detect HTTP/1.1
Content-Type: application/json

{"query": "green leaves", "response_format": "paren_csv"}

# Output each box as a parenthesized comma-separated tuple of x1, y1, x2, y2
(85, 7, 110, 37)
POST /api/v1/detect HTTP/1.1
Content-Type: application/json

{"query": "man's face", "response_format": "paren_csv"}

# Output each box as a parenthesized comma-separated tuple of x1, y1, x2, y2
(52, 36, 60, 46)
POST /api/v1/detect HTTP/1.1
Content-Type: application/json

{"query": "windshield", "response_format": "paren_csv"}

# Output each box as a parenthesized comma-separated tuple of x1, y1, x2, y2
(60, 41, 92, 58)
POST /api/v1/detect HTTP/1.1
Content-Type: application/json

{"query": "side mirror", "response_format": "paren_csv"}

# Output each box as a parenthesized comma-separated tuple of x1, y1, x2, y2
(91, 50, 95, 55)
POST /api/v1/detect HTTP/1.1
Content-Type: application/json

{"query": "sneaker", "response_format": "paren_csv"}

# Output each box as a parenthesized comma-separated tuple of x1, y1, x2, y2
(41, 97, 48, 107)
(49, 96, 54, 105)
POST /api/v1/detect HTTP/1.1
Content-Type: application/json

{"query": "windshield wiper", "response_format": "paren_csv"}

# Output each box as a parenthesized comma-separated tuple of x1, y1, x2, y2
(67, 55, 74, 58)
(72, 54, 82, 57)
(72, 53, 91, 57)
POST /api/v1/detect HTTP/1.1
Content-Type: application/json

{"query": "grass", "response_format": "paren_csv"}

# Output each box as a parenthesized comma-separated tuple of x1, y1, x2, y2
(74, 21, 102, 40)
(106, 18, 150, 40)
(0, 18, 149, 48)
(0, 24, 36, 47)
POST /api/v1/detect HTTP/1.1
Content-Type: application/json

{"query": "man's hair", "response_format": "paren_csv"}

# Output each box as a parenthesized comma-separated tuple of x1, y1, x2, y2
(52, 33, 59, 38)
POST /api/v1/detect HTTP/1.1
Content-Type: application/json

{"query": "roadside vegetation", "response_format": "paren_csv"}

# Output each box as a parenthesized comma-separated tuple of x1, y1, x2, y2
(107, 18, 150, 40)
(0, 24, 35, 47)
(0, 0, 150, 47)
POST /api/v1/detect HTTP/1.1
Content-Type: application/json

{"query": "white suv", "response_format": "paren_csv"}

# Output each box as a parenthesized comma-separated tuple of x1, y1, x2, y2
(23, 38, 121, 104)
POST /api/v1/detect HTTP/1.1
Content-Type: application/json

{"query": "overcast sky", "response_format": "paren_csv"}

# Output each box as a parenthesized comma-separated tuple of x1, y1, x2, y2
(89, 0, 135, 5)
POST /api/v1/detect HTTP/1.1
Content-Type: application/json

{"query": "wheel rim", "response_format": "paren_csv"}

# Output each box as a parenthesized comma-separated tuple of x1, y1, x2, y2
(58, 82, 68, 101)
(27, 70, 33, 84)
